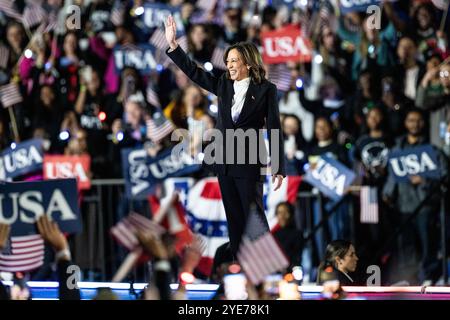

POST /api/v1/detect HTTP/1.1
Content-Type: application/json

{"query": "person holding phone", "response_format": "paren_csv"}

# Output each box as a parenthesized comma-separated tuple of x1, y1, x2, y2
(165, 15, 286, 257)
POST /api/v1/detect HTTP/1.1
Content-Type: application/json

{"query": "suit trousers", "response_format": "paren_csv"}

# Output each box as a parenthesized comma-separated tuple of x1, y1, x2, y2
(217, 175, 269, 257)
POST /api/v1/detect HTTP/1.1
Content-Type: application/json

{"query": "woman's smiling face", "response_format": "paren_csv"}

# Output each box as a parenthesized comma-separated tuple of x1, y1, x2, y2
(226, 49, 249, 81)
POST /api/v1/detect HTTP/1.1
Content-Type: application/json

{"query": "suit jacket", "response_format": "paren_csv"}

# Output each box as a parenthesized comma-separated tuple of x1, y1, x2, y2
(167, 46, 286, 180)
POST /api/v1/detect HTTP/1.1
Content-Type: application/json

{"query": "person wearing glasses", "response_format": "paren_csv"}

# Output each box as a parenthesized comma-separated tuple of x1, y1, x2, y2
(416, 60, 450, 148)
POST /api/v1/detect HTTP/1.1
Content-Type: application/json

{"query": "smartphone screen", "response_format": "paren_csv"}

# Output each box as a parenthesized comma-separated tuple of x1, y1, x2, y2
(223, 273, 248, 300)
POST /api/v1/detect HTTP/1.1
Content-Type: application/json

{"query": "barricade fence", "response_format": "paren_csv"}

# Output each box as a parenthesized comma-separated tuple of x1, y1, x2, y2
(69, 179, 447, 284)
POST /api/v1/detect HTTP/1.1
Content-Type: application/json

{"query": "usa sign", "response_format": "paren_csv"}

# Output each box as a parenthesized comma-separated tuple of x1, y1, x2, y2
(43, 155, 91, 190)
(261, 24, 312, 64)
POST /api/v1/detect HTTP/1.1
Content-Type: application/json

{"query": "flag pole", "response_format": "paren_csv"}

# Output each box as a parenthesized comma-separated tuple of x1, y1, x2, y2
(153, 193, 178, 224)
(7, 106, 20, 142)
(112, 248, 142, 282)
(440, 2, 449, 32)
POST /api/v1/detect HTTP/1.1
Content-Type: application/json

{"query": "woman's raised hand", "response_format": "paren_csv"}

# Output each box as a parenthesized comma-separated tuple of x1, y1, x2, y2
(165, 15, 178, 50)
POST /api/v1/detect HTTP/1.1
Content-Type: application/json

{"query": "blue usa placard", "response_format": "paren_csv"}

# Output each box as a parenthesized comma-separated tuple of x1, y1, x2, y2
(388, 144, 441, 182)
(0, 139, 44, 181)
(140, 3, 185, 35)
(304, 156, 356, 201)
(122, 147, 152, 199)
(0, 179, 82, 236)
(122, 146, 201, 199)
(113, 43, 158, 74)
(340, 0, 382, 13)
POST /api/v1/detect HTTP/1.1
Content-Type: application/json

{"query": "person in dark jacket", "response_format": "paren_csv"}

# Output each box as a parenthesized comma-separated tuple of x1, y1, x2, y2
(165, 15, 285, 257)
(272, 202, 303, 272)
(382, 108, 448, 284)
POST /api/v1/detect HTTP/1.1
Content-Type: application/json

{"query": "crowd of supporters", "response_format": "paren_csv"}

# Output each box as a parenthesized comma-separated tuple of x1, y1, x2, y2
(0, 0, 449, 289)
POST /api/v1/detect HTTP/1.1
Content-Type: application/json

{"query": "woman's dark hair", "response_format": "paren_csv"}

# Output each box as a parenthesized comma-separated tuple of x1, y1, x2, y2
(275, 201, 295, 227)
(317, 240, 352, 284)
(364, 105, 388, 134)
(261, 6, 277, 29)
(6, 21, 26, 47)
(412, 3, 437, 31)
(187, 24, 215, 61)
(171, 86, 207, 129)
(282, 114, 307, 147)
(358, 69, 381, 99)
(223, 42, 266, 84)
(120, 66, 145, 96)
(61, 30, 82, 57)
(313, 116, 336, 142)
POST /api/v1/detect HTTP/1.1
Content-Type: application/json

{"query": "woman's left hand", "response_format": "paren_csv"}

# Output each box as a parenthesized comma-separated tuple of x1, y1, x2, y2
(272, 174, 284, 191)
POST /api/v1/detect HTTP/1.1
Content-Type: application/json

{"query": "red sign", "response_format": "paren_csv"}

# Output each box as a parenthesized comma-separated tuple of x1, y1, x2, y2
(261, 24, 312, 64)
(43, 155, 91, 190)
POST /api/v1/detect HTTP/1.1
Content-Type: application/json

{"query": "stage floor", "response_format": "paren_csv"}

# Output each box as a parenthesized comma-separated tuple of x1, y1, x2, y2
(2, 282, 450, 300)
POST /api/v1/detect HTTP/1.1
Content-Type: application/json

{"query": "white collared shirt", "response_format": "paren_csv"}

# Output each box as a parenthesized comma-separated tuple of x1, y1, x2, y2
(231, 77, 251, 123)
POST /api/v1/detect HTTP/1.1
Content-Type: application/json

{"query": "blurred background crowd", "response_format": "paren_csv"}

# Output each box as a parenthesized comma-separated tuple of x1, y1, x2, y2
(0, 0, 450, 294)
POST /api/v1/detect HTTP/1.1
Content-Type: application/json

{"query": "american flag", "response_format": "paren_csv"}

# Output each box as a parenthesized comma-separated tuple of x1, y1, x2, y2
(146, 110, 174, 143)
(0, 44, 9, 69)
(191, 0, 224, 25)
(298, 9, 311, 38)
(178, 35, 188, 52)
(151, 31, 188, 69)
(0, 234, 45, 273)
(44, 12, 58, 33)
(196, 0, 217, 12)
(360, 186, 379, 224)
(267, 64, 292, 92)
(237, 206, 289, 285)
(110, 212, 166, 251)
(0, 82, 23, 108)
(0, 0, 22, 21)
(149, 29, 167, 51)
(22, 2, 46, 28)
(146, 84, 161, 108)
(318, 0, 337, 29)
(211, 45, 226, 70)
(111, 1, 125, 27)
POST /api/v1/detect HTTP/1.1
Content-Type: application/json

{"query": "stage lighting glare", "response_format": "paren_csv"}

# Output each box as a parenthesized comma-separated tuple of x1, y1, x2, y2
(180, 272, 195, 284)
(59, 131, 70, 141)
(98, 111, 106, 121)
(134, 6, 144, 16)
(24, 49, 33, 59)
(292, 266, 303, 281)
(314, 54, 323, 64)
(209, 104, 218, 113)
(204, 62, 213, 72)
